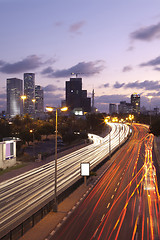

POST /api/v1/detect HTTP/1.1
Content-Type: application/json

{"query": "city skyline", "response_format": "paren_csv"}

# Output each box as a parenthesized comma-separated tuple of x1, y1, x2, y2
(0, 0, 160, 112)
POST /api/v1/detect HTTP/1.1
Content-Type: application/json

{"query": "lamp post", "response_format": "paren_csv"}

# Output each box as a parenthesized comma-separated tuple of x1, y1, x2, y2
(21, 95, 26, 116)
(104, 118, 111, 158)
(148, 96, 152, 126)
(119, 124, 120, 149)
(30, 129, 35, 158)
(32, 99, 36, 119)
(46, 106, 68, 212)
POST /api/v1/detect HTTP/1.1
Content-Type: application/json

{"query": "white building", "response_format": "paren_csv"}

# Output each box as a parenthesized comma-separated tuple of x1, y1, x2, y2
(0, 139, 17, 169)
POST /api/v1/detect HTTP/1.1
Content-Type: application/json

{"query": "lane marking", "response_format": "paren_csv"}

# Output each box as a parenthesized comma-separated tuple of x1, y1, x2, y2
(93, 228, 99, 237)
(57, 223, 61, 228)
(115, 188, 117, 192)
(107, 203, 110, 208)
(117, 182, 120, 186)
(63, 216, 67, 221)
(111, 195, 114, 199)
(50, 230, 55, 236)
(101, 214, 105, 222)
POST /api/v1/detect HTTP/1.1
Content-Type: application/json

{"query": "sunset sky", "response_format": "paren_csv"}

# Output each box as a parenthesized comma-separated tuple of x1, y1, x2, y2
(1, 0, 160, 112)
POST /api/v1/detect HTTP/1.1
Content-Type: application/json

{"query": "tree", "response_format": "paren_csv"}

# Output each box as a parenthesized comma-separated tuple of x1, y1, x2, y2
(0, 119, 12, 140)
(149, 119, 160, 136)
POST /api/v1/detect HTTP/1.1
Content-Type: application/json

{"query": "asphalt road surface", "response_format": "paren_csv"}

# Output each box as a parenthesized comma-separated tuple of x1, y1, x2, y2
(0, 123, 129, 238)
(51, 123, 160, 240)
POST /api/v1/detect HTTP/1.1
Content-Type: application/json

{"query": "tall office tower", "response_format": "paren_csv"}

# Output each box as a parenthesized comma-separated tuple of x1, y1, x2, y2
(131, 93, 140, 114)
(109, 103, 117, 115)
(35, 85, 44, 118)
(7, 78, 23, 118)
(24, 73, 35, 116)
(66, 77, 91, 113)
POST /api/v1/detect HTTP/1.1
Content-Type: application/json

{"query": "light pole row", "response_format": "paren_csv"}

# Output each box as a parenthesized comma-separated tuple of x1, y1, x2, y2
(46, 106, 68, 212)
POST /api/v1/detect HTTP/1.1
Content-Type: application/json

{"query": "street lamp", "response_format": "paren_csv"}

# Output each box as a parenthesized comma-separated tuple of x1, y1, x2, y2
(46, 106, 68, 212)
(148, 96, 152, 126)
(30, 129, 35, 158)
(32, 99, 36, 119)
(21, 95, 26, 116)
(104, 118, 111, 158)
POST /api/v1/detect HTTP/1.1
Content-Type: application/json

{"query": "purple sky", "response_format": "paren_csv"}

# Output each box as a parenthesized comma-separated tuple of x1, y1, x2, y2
(0, 0, 160, 113)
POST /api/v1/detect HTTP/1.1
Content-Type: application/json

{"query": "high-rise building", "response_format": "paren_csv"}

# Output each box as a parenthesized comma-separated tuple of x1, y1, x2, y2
(7, 78, 23, 118)
(118, 101, 133, 114)
(35, 85, 44, 118)
(66, 77, 91, 113)
(24, 73, 35, 116)
(131, 93, 140, 114)
(109, 103, 117, 115)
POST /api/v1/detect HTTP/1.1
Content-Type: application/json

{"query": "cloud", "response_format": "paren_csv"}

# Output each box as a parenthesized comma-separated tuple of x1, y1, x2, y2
(154, 67, 160, 71)
(69, 21, 86, 34)
(44, 92, 64, 108)
(0, 55, 50, 74)
(122, 66, 132, 72)
(127, 46, 134, 51)
(41, 67, 54, 75)
(43, 84, 64, 92)
(41, 60, 105, 78)
(113, 82, 125, 88)
(103, 83, 109, 88)
(95, 94, 129, 104)
(130, 22, 160, 41)
(140, 56, 160, 67)
(99, 83, 110, 88)
(125, 80, 160, 91)
(112, 80, 160, 91)
(55, 21, 63, 27)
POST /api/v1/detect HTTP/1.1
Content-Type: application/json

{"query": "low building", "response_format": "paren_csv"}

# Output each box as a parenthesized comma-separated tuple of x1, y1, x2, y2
(0, 138, 17, 169)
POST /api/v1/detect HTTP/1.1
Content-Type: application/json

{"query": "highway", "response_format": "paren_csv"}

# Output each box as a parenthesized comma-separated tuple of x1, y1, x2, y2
(0, 123, 129, 238)
(51, 124, 160, 240)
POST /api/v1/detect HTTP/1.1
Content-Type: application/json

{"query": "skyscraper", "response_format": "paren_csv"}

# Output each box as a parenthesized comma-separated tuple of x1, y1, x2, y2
(35, 85, 44, 118)
(109, 103, 117, 115)
(66, 77, 91, 113)
(7, 78, 23, 118)
(131, 93, 140, 114)
(24, 73, 35, 116)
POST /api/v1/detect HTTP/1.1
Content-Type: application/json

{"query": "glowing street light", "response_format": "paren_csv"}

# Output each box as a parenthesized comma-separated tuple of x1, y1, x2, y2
(104, 117, 111, 158)
(21, 95, 26, 116)
(46, 106, 68, 212)
(32, 99, 36, 119)
(30, 129, 35, 158)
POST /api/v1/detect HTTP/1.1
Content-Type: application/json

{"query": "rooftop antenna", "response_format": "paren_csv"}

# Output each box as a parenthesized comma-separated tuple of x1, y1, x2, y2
(71, 72, 84, 77)
(92, 88, 95, 112)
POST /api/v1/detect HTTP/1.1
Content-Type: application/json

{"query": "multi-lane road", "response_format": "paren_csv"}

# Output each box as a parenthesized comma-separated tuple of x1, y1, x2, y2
(0, 123, 129, 238)
(51, 124, 160, 240)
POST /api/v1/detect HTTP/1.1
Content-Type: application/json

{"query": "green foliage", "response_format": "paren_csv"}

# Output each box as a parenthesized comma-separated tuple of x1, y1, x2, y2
(0, 119, 12, 140)
(149, 118, 160, 136)
(86, 113, 106, 134)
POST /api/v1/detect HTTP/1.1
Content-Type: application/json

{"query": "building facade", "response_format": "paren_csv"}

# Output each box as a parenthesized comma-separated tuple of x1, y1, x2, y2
(131, 93, 140, 114)
(24, 73, 35, 116)
(118, 101, 133, 114)
(35, 85, 44, 118)
(7, 78, 23, 118)
(109, 103, 117, 115)
(66, 77, 91, 113)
